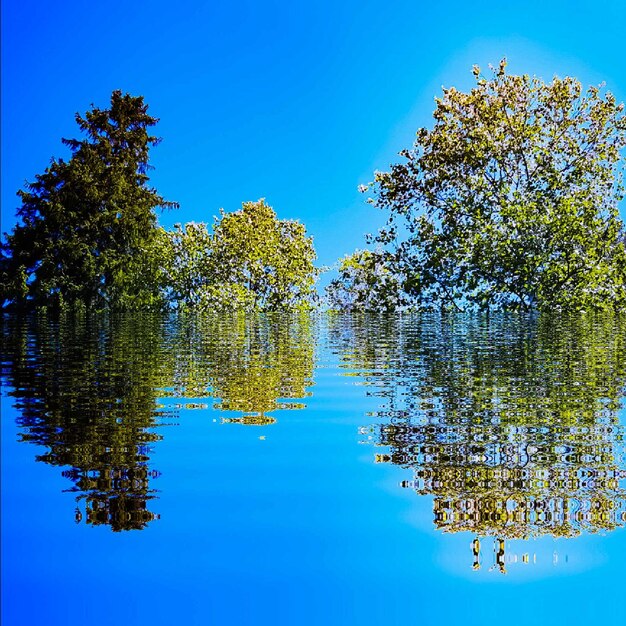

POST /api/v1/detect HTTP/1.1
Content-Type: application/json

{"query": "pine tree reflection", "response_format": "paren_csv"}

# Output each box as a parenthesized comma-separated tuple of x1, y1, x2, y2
(332, 313, 626, 563)
(1, 312, 172, 531)
(1, 311, 316, 531)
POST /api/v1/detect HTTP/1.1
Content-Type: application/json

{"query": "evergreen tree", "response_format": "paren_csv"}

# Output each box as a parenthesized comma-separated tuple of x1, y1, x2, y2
(0, 91, 177, 309)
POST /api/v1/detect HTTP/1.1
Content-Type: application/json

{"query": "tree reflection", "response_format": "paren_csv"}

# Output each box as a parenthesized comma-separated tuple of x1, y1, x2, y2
(1, 311, 316, 530)
(164, 312, 316, 424)
(1, 312, 172, 531)
(331, 313, 626, 567)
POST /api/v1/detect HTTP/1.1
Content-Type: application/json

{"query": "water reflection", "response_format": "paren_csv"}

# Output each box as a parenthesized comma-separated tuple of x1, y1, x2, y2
(1, 312, 171, 531)
(164, 313, 316, 424)
(330, 313, 626, 569)
(4, 309, 626, 553)
(1, 312, 316, 529)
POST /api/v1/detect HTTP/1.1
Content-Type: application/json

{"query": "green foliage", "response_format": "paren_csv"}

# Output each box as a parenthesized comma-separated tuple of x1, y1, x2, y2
(166, 200, 318, 311)
(326, 249, 408, 311)
(1, 94, 315, 313)
(0, 91, 178, 310)
(361, 60, 626, 311)
(165, 221, 215, 306)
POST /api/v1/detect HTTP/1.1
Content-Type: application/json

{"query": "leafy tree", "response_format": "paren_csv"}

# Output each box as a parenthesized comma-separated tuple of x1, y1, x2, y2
(326, 249, 408, 312)
(165, 221, 215, 306)
(0, 91, 178, 310)
(361, 60, 626, 311)
(166, 200, 318, 310)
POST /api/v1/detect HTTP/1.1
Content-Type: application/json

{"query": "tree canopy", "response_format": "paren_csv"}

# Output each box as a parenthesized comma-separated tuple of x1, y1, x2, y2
(1, 104, 317, 313)
(326, 248, 408, 312)
(349, 60, 626, 312)
(0, 91, 177, 310)
(166, 199, 318, 310)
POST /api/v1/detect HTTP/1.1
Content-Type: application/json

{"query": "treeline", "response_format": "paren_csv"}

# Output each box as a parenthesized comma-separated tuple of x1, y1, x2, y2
(0, 91, 316, 311)
(2, 59, 626, 312)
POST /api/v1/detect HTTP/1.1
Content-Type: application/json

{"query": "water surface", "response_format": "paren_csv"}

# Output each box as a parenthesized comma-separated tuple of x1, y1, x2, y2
(2, 311, 625, 624)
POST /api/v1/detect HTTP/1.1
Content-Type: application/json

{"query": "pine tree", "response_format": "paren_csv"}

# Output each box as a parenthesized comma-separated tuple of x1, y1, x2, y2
(0, 91, 178, 309)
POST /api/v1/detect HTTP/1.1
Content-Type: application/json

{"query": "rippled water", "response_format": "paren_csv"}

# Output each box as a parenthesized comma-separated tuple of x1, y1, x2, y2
(2, 311, 626, 624)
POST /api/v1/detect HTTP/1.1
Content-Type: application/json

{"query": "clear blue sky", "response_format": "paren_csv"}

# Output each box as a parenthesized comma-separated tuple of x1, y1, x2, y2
(2, 0, 625, 267)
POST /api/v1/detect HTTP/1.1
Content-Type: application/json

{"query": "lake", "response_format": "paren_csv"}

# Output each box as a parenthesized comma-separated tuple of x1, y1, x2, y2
(2, 311, 625, 625)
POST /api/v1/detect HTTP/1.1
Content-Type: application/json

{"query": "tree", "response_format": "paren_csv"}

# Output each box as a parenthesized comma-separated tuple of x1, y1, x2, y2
(166, 199, 318, 310)
(0, 91, 178, 310)
(165, 221, 215, 306)
(326, 249, 408, 312)
(361, 60, 626, 311)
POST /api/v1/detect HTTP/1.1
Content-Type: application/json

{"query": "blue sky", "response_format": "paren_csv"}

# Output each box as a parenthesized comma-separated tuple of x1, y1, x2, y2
(2, 0, 625, 267)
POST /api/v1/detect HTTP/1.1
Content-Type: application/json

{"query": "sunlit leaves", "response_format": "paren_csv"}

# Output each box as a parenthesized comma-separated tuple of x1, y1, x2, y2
(166, 199, 318, 311)
(326, 249, 409, 311)
(364, 61, 626, 311)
